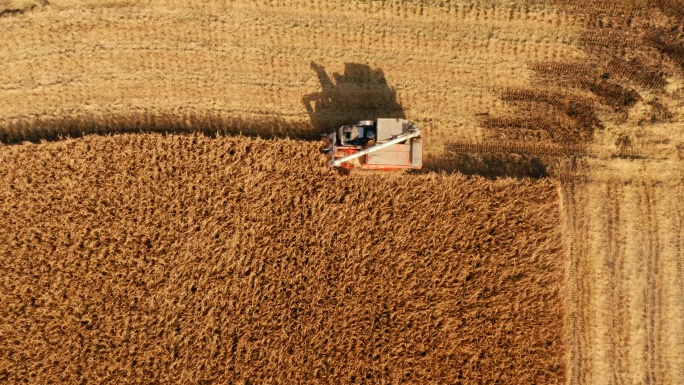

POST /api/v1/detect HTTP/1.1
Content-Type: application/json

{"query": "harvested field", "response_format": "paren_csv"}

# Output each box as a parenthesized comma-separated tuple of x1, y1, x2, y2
(0, 134, 565, 384)
(0, 0, 588, 150)
(562, 157, 684, 385)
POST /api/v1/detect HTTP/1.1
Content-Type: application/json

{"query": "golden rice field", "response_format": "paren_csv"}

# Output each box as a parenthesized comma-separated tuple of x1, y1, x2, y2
(1, 0, 684, 384)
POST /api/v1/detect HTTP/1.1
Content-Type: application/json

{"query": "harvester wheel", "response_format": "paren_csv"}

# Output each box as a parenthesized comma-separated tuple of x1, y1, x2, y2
(320, 136, 332, 152)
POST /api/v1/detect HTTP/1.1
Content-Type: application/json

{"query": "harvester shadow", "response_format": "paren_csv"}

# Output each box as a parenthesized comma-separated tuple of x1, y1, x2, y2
(302, 62, 406, 132)
(303, 62, 552, 180)
(2, 62, 404, 145)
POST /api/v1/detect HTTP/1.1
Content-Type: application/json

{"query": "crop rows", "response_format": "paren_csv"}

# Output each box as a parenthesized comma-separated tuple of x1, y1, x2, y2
(481, 0, 683, 152)
(499, 89, 602, 144)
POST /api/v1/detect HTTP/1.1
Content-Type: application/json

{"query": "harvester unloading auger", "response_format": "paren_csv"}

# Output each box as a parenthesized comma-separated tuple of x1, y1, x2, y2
(323, 118, 422, 170)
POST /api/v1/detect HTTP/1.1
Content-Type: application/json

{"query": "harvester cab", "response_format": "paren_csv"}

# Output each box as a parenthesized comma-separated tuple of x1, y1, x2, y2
(323, 118, 422, 170)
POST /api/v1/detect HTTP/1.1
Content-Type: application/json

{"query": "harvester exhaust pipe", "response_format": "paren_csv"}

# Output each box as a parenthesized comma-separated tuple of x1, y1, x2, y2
(328, 127, 421, 168)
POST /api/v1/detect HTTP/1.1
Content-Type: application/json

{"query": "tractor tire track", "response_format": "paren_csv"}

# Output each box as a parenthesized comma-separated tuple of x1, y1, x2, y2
(643, 185, 658, 385)
(676, 188, 684, 383)
(652, 183, 684, 384)
(587, 180, 614, 384)
(606, 182, 624, 385)
(561, 180, 584, 385)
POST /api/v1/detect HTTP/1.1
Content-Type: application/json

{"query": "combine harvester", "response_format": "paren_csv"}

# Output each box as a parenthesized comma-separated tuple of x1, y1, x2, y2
(323, 118, 422, 170)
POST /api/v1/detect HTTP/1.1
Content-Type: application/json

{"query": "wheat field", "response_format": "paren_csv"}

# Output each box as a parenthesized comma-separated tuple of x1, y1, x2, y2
(1, 0, 684, 384)
(0, 134, 565, 383)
